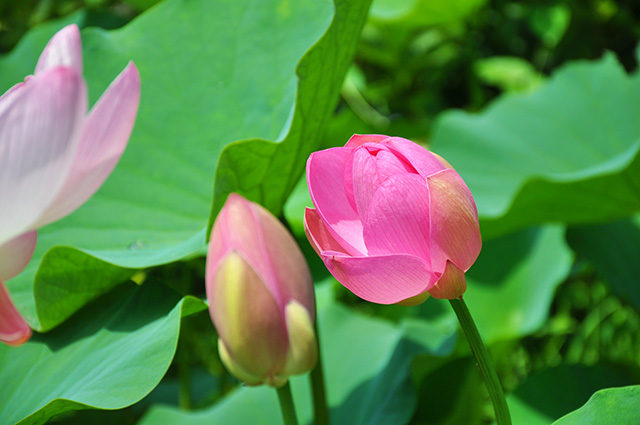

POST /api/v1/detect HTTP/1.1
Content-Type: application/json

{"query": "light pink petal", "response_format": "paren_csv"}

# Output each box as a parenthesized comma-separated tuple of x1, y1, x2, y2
(304, 208, 351, 257)
(363, 174, 431, 262)
(254, 203, 315, 317)
(428, 169, 482, 273)
(0, 231, 37, 281)
(0, 82, 27, 113)
(209, 194, 301, 310)
(428, 260, 467, 299)
(207, 251, 287, 379)
(208, 194, 272, 284)
(307, 148, 367, 255)
(0, 67, 86, 244)
(37, 62, 140, 226)
(345, 134, 390, 148)
(385, 137, 446, 177)
(0, 281, 32, 346)
(35, 24, 83, 75)
(321, 252, 435, 304)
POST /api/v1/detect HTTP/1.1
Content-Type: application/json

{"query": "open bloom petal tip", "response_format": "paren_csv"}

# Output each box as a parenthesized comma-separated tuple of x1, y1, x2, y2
(35, 24, 83, 75)
(38, 61, 141, 225)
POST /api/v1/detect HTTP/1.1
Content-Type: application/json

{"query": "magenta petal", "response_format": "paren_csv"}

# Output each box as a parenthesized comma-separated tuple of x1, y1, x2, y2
(347, 148, 381, 220)
(363, 174, 431, 262)
(307, 148, 366, 255)
(0, 281, 31, 346)
(304, 208, 350, 257)
(0, 67, 86, 244)
(385, 137, 446, 177)
(428, 169, 482, 272)
(35, 24, 83, 75)
(346, 146, 415, 221)
(0, 231, 37, 281)
(37, 62, 140, 226)
(322, 252, 435, 304)
(371, 149, 415, 176)
(345, 134, 390, 148)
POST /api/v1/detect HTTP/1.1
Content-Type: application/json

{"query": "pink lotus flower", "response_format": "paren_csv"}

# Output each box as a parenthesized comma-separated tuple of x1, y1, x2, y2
(305, 134, 481, 305)
(207, 194, 317, 387)
(0, 24, 140, 346)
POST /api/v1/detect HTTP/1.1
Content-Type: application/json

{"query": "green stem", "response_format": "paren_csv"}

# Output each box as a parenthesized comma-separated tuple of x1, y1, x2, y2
(178, 354, 191, 409)
(310, 323, 329, 425)
(277, 382, 299, 425)
(449, 298, 511, 425)
(177, 337, 191, 410)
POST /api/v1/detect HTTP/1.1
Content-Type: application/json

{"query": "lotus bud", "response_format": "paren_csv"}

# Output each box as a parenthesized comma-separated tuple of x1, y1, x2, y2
(206, 194, 317, 387)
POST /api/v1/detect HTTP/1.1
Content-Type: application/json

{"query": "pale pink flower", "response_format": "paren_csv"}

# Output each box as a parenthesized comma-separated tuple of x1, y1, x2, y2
(0, 24, 140, 345)
(305, 134, 481, 305)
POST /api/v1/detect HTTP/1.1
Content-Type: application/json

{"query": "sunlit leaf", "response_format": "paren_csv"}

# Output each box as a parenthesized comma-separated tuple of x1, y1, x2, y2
(474, 56, 544, 92)
(553, 385, 640, 425)
(465, 225, 573, 344)
(432, 53, 640, 238)
(507, 364, 635, 425)
(138, 286, 457, 425)
(210, 0, 372, 222)
(3, 0, 344, 332)
(0, 282, 206, 425)
(370, 0, 487, 27)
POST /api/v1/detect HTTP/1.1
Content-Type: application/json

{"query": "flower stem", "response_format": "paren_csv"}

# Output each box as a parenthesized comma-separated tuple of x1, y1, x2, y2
(177, 346, 191, 410)
(449, 298, 511, 425)
(310, 323, 329, 425)
(277, 382, 299, 425)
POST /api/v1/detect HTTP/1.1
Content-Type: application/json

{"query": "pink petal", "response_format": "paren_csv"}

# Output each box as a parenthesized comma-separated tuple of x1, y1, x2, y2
(321, 252, 435, 304)
(0, 67, 86, 244)
(254, 202, 315, 317)
(363, 174, 431, 262)
(385, 137, 446, 177)
(0, 231, 37, 281)
(345, 134, 390, 148)
(35, 24, 83, 75)
(37, 62, 140, 226)
(0, 281, 31, 346)
(207, 251, 287, 379)
(307, 148, 367, 255)
(0, 82, 26, 109)
(428, 260, 467, 299)
(208, 194, 272, 287)
(304, 208, 351, 257)
(345, 145, 414, 221)
(344, 147, 380, 219)
(428, 169, 482, 273)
